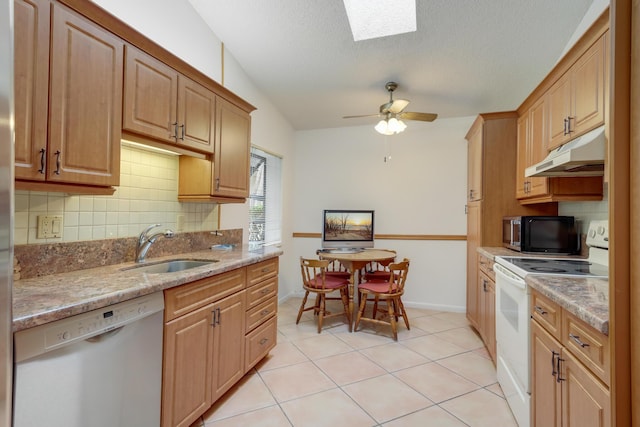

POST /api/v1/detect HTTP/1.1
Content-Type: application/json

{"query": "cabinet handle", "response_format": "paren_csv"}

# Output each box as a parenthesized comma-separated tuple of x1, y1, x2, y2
(534, 305, 547, 316)
(215, 177, 220, 191)
(216, 307, 221, 325)
(179, 124, 185, 140)
(54, 150, 61, 175)
(566, 116, 574, 134)
(170, 122, 179, 139)
(569, 333, 590, 348)
(38, 148, 46, 174)
(260, 309, 270, 316)
(563, 118, 568, 135)
(260, 288, 270, 295)
(551, 350, 559, 378)
(261, 268, 270, 273)
(211, 309, 217, 327)
(556, 357, 565, 382)
(259, 337, 269, 345)
(482, 279, 488, 292)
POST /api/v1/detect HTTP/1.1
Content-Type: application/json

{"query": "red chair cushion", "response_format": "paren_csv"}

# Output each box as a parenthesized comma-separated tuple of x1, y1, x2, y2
(326, 271, 351, 280)
(359, 280, 398, 293)
(308, 275, 348, 289)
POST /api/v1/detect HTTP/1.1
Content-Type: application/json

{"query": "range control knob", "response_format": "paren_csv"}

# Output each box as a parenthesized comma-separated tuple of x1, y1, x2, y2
(589, 229, 596, 238)
(61, 331, 70, 340)
(597, 226, 605, 235)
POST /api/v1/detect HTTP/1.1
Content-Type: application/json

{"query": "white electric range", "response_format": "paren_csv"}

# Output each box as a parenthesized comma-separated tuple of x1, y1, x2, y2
(492, 220, 608, 427)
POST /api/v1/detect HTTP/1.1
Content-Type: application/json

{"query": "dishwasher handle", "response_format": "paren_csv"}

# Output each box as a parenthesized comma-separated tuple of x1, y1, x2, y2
(85, 326, 124, 343)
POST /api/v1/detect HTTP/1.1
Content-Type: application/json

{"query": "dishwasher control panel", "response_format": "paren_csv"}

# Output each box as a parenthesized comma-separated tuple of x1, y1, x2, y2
(15, 292, 164, 362)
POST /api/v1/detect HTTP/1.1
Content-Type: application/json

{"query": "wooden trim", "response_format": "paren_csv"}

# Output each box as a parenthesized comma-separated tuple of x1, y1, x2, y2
(57, 0, 255, 113)
(15, 180, 116, 195)
(292, 232, 466, 241)
(518, 10, 610, 115)
(609, 0, 632, 425)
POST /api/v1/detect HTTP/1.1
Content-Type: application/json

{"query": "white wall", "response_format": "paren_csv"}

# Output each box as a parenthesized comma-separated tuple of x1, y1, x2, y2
(292, 117, 475, 311)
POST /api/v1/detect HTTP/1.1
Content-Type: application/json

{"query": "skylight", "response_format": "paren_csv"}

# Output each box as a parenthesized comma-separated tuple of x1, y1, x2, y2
(343, 0, 416, 41)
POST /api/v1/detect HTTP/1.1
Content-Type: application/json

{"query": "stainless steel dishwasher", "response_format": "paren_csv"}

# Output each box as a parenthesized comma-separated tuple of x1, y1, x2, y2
(13, 292, 164, 427)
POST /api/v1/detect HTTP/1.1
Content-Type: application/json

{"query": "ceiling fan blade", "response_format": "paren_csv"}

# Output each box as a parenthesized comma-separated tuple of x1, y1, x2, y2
(380, 99, 410, 114)
(399, 112, 438, 122)
(343, 113, 382, 119)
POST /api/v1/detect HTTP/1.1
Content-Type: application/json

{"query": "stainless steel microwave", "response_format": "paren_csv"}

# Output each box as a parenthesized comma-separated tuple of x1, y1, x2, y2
(502, 216, 579, 254)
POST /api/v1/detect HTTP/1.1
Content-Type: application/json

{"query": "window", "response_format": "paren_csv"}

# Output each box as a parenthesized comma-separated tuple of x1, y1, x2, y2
(249, 147, 282, 246)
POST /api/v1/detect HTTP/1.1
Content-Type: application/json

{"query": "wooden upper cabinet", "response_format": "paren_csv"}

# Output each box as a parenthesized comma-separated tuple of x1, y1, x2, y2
(14, 0, 50, 181)
(48, 3, 123, 186)
(466, 123, 483, 202)
(14, 0, 122, 191)
(547, 33, 607, 151)
(214, 98, 251, 199)
(527, 97, 550, 197)
(123, 45, 178, 144)
(123, 46, 215, 154)
(516, 115, 529, 199)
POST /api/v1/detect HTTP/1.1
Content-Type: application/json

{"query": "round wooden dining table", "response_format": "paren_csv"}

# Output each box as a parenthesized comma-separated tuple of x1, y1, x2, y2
(316, 249, 397, 329)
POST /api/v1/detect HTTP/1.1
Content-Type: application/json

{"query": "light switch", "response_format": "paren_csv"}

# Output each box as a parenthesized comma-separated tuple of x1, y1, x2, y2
(37, 215, 63, 239)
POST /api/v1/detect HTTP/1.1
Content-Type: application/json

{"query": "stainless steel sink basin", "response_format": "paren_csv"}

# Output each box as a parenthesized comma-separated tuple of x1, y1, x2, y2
(122, 259, 218, 274)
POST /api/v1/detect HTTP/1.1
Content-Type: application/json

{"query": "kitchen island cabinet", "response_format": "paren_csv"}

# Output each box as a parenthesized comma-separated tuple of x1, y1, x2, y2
(14, 0, 122, 194)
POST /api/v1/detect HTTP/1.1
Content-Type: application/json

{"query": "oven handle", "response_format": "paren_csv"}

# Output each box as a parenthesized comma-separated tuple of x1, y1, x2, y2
(493, 263, 526, 290)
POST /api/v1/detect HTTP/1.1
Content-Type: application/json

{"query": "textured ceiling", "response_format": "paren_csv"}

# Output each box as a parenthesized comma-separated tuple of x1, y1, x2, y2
(188, 0, 594, 131)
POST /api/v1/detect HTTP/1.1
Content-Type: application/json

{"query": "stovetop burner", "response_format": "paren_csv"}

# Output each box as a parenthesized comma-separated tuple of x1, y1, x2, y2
(497, 256, 608, 278)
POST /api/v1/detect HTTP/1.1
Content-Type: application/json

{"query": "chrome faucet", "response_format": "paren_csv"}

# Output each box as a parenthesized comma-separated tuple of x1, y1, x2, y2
(136, 224, 174, 263)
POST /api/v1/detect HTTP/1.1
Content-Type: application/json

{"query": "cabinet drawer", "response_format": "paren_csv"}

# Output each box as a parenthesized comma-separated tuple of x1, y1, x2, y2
(246, 258, 279, 287)
(245, 316, 277, 371)
(478, 254, 495, 282)
(164, 268, 246, 322)
(531, 291, 562, 341)
(562, 310, 610, 386)
(246, 297, 277, 333)
(246, 276, 278, 309)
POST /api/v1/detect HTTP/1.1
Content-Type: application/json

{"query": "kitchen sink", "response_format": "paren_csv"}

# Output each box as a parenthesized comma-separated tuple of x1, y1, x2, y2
(122, 259, 218, 274)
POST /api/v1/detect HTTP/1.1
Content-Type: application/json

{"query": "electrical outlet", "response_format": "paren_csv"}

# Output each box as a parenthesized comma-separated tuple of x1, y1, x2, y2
(37, 215, 63, 239)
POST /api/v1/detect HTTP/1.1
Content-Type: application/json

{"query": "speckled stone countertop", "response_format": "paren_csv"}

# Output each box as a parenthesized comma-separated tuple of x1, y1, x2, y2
(478, 246, 609, 335)
(13, 245, 282, 332)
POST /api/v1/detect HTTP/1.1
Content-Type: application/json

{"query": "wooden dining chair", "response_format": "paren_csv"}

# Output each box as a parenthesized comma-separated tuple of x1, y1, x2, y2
(354, 258, 410, 341)
(360, 249, 397, 282)
(297, 257, 352, 333)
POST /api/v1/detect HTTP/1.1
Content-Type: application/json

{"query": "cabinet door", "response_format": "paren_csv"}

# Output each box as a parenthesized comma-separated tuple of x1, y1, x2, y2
(466, 202, 481, 329)
(213, 98, 251, 198)
(571, 36, 606, 138)
(531, 320, 562, 427)
(527, 97, 549, 197)
(123, 45, 178, 143)
(177, 76, 215, 154)
(561, 349, 611, 427)
(162, 303, 214, 427)
(515, 115, 528, 199)
(14, 0, 49, 181)
(211, 291, 246, 401)
(466, 125, 483, 201)
(480, 272, 496, 362)
(547, 72, 572, 150)
(48, 4, 122, 186)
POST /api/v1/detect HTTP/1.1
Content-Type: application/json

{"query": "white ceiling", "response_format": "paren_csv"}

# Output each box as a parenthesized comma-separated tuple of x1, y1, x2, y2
(188, 0, 594, 131)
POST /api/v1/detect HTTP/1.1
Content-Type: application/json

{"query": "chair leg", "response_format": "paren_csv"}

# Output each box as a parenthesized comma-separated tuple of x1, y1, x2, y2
(372, 296, 379, 319)
(314, 293, 321, 316)
(317, 293, 325, 333)
(354, 291, 368, 331)
(340, 287, 351, 332)
(296, 291, 309, 324)
(398, 298, 410, 330)
(387, 297, 398, 341)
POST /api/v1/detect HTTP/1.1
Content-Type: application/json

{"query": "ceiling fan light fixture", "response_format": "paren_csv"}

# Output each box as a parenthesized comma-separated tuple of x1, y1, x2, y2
(375, 116, 407, 135)
(343, 0, 416, 42)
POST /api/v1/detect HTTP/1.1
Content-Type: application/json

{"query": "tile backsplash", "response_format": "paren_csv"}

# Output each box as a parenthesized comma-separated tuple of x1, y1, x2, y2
(558, 183, 609, 232)
(14, 145, 219, 245)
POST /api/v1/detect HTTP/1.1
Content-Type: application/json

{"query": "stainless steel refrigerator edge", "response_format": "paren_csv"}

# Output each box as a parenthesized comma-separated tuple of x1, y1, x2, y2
(0, 0, 14, 425)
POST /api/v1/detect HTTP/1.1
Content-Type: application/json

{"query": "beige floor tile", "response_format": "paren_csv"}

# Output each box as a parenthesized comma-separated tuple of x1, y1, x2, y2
(342, 374, 433, 423)
(394, 362, 480, 403)
(204, 405, 291, 427)
(278, 319, 325, 341)
(472, 346, 491, 360)
(403, 307, 443, 318)
(431, 311, 470, 327)
(401, 334, 467, 360)
(440, 389, 518, 427)
(410, 315, 461, 334)
(382, 405, 468, 427)
(334, 329, 396, 349)
(281, 388, 376, 427)
(259, 361, 336, 402)
(202, 372, 276, 422)
(292, 333, 354, 360)
(360, 342, 429, 372)
(255, 341, 309, 372)
(485, 382, 505, 398)
(433, 326, 485, 351)
(437, 352, 497, 387)
(314, 351, 387, 386)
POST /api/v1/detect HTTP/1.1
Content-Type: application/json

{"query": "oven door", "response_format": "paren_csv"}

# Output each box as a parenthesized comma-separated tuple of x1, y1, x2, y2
(494, 262, 531, 427)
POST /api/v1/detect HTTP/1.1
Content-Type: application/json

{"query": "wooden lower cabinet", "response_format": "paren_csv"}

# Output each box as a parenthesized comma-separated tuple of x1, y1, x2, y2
(161, 258, 279, 427)
(530, 291, 610, 427)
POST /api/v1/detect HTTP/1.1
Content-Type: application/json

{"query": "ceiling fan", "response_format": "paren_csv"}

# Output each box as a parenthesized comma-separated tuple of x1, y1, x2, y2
(343, 82, 437, 135)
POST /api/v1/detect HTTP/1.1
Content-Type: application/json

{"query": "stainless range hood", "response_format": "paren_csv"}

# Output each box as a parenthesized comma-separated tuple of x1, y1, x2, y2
(525, 125, 605, 177)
